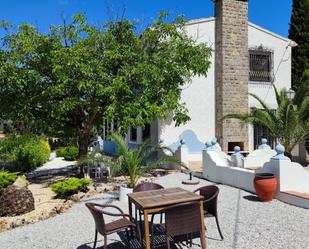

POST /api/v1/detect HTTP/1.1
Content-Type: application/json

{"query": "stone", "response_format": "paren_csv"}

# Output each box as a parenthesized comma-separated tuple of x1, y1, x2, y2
(12, 176, 29, 189)
(0, 219, 10, 231)
(0, 186, 35, 217)
(215, 0, 249, 152)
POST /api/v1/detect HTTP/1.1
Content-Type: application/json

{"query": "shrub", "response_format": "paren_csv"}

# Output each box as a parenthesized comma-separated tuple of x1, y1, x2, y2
(50, 178, 92, 199)
(0, 134, 51, 172)
(56, 146, 78, 161)
(0, 171, 18, 193)
(56, 147, 66, 157)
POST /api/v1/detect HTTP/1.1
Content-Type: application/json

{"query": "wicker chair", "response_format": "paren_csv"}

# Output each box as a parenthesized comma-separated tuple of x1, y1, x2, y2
(85, 202, 141, 249)
(153, 201, 204, 249)
(194, 185, 224, 240)
(133, 182, 164, 232)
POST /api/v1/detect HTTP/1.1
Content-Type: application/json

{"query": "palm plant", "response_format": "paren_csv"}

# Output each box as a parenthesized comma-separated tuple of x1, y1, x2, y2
(110, 133, 183, 188)
(223, 86, 309, 158)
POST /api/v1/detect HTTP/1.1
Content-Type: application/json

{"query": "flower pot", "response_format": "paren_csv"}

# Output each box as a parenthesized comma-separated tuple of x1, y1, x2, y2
(119, 186, 133, 202)
(254, 173, 278, 202)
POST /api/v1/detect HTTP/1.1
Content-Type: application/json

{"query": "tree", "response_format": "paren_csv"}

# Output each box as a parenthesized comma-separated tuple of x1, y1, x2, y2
(0, 14, 212, 157)
(223, 86, 309, 158)
(289, 0, 309, 89)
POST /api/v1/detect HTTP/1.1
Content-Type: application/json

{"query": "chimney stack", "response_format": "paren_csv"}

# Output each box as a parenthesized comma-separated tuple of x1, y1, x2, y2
(214, 0, 249, 152)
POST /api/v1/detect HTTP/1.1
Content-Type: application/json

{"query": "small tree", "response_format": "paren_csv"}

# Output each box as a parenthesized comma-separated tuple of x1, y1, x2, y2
(289, 0, 309, 89)
(110, 133, 182, 188)
(0, 14, 212, 157)
(223, 86, 309, 158)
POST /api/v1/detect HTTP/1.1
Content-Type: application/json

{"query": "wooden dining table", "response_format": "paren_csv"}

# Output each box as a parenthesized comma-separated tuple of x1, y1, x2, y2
(128, 187, 206, 249)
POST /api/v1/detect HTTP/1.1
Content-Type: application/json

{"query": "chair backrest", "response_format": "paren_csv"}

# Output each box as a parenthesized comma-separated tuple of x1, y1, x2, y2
(85, 202, 106, 235)
(133, 182, 164, 192)
(196, 185, 219, 216)
(163, 202, 201, 237)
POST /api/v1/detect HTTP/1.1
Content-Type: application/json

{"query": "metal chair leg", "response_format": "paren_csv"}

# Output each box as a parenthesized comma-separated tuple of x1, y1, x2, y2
(215, 216, 224, 240)
(139, 211, 144, 238)
(126, 228, 130, 241)
(135, 225, 142, 244)
(167, 235, 171, 249)
(93, 229, 98, 249)
(104, 235, 107, 249)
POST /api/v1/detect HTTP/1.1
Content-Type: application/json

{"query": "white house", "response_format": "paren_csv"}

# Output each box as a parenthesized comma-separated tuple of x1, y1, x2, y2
(103, 0, 306, 168)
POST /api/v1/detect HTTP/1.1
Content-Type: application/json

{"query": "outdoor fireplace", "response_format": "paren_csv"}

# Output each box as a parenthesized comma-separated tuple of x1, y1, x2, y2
(228, 142, 244, 152)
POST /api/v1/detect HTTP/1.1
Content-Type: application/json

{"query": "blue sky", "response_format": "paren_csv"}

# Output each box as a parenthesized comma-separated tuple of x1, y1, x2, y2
(0, 0, 292, 37)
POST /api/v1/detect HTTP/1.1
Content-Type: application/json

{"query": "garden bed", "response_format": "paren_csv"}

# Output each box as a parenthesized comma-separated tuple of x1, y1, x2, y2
(0, 182, 72, 232)
(0, 174, 156, 232)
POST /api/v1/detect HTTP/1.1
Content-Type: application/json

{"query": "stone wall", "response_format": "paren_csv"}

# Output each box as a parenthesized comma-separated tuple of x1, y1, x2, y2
(0, 186, 35, 217)
(214, 0, 249, 152)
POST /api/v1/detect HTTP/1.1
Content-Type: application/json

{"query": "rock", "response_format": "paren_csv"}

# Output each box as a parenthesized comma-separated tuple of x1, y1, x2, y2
(70, 194, 80, 202)
(56, 201, 72, 214)
(12, 176, 29, 189)
(70, 192, 86, 202)
(0, 186, 35, 217)
(0, 219, 10, 231)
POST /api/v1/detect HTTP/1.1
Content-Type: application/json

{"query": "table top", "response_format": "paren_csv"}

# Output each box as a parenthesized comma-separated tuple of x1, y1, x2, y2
(128, 187, 204, 210)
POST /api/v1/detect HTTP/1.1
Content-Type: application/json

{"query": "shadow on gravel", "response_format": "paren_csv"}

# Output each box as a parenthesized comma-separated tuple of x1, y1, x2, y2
(243, 195, 259, 202)
(77, 226, 193, 249)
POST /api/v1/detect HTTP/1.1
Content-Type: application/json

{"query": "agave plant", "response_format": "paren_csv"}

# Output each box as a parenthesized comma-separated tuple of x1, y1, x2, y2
(223, 85, 309, 158)
(110, 133, 183, 188)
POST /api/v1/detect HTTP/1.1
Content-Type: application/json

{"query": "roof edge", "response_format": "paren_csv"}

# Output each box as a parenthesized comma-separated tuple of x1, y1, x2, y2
(185, 17, 215, 26)
(248, 22, 297, 46)
(185, 17, 297, 46)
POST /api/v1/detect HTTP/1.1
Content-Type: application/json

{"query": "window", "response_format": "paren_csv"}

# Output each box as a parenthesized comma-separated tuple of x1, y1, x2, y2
(103, 119, 111, 140)
(142, 124, 151, 140)
(249, 48, 273, 82)
(130, 127, 137, 142)
(253, 122, 274, 149)
(103, 119, 118, 140)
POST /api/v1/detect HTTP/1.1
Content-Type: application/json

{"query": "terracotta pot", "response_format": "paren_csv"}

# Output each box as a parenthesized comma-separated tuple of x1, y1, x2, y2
(254, 173, 277, 202)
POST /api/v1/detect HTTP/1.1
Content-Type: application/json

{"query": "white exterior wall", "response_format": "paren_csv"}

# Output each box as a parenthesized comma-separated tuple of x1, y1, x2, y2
(248, 23, 293, 151)
(158, 19, 216, 153)
(158, 18, 293, 156)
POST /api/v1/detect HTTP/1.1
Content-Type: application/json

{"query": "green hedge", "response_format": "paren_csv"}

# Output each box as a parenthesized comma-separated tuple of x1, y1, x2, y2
(0, 171, 18, 193)
(56, 146, 78, 161)
(50, 178, 91, 199)
(0, 134, 51, 172)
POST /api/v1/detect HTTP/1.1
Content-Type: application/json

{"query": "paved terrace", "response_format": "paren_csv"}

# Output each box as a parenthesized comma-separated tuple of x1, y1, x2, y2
(0, 173, 308, 249)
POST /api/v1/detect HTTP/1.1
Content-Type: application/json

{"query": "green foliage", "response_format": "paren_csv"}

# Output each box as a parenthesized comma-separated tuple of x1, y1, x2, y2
(110, 133, 182, 188)
(0, 171, 18, 193)
(50, 177, 92, 199)
(56, 147, 66, 157)
(0, 134, 51, 172)
(77, 151, 111, 168)
(223, 86, 309, 155)
(56, 146, 78, 161)
(0, 13, 212, 157)
(289, 0, 309, 89)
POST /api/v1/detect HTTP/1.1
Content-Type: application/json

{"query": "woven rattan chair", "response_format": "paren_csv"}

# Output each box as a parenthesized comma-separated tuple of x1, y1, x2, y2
(133, 182, 164, 233)
(85, 202, 141, 249)
(194, 185, 224, 240)
(152, 201, 203, 249)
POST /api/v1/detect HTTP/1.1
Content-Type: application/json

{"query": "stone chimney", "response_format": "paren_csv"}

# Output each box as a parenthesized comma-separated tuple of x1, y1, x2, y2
(214, 0, 249, 152)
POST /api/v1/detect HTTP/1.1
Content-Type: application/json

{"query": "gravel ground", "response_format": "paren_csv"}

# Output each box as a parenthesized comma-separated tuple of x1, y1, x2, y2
(0, 173, 308, 249)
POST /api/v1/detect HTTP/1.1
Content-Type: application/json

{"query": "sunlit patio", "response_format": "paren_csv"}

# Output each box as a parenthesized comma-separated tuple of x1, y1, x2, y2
(0, 173, 308, 249)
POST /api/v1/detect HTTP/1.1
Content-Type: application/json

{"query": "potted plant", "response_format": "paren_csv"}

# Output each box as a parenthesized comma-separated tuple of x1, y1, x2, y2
(110, 133, 181, 202)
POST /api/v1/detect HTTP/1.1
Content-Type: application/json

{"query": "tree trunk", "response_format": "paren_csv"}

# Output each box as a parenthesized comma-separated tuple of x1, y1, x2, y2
(284, 151, 293, 160)
(78, 130, 90, 158)
(78, 130, 91, 178)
